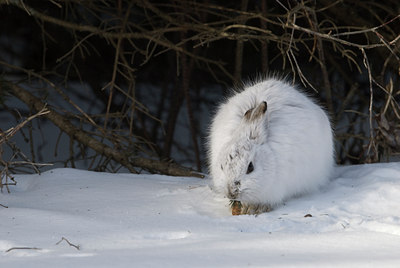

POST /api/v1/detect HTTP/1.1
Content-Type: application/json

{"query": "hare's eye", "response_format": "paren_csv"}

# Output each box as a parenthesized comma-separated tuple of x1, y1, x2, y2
(246, 162, 254, 174)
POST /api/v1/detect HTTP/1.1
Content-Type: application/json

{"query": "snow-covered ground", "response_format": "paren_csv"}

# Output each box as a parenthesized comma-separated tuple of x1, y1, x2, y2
(1, 163, 400, 267)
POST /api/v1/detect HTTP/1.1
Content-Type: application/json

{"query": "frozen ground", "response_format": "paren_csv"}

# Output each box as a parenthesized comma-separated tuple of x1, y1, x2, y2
(1, 163, 400, 267)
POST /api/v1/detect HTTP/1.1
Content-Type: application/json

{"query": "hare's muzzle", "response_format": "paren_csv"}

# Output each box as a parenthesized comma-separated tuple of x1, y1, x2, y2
(227, 180, 241, 199)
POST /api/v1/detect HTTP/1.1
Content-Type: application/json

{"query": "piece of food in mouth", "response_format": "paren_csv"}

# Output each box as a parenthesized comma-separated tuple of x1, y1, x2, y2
(231, 200, 242, 215)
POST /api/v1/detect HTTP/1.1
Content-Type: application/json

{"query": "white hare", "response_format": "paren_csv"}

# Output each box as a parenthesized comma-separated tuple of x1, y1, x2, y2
(208, 78, 334, 215)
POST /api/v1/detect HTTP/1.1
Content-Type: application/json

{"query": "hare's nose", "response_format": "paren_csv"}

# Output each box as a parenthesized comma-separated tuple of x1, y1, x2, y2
(227, 181, 240, 199)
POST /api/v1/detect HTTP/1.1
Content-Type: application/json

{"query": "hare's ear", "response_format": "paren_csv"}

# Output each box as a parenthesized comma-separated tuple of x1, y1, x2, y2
(244, 108, 254, 121)
(244, 101, 267, 122)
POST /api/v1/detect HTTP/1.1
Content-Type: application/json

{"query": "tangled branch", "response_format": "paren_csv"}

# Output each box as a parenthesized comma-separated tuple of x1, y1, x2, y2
(0, 107, 51, 192)
(0, 0, 399, 172)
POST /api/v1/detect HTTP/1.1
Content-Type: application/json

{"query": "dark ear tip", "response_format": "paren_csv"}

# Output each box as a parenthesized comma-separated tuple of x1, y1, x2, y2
(262, 101, 267, 113)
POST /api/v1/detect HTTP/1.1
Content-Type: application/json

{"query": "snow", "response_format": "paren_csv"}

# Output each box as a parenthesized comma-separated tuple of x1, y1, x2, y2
(1, 163, 400, 267)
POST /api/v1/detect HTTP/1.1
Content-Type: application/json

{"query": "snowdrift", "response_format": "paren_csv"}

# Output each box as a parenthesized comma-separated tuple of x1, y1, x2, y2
(1, 163, 400, 267)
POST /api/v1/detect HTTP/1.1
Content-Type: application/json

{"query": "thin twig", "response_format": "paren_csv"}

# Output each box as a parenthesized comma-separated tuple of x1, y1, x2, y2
(290, 17, 400, 49)
(5, 247, 42, 253)
(0, 107, 49, 145)
(56, 237, 80, 250)
(361, 48, 377, 161)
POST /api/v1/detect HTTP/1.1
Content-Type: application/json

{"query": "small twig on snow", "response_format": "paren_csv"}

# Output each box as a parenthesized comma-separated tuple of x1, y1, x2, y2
(56, 237, 80, 250)
(5, 247, 42, 253)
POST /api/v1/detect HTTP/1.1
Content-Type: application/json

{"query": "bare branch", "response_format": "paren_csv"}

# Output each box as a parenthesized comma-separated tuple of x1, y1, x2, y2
(9, 83, 204, 178)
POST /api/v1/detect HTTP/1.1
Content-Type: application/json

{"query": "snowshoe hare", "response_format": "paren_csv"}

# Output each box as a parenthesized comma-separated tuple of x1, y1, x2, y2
(208, 78, 334, 215)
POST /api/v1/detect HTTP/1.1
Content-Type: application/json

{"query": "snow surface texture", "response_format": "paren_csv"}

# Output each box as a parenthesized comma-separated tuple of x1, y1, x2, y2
(1, 163, 400, 267)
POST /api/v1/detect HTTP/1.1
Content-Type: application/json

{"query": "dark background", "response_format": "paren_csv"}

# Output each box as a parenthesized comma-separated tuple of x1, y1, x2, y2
(1, 0, 399, 177)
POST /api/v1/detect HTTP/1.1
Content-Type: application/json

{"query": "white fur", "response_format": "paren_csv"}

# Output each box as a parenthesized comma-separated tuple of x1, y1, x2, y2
(207, 78, 334, 212)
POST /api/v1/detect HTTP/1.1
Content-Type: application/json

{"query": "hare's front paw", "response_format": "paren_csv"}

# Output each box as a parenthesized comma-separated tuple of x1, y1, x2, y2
(235, 203, 272, 215)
